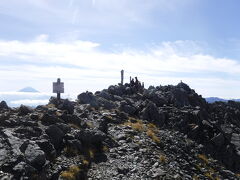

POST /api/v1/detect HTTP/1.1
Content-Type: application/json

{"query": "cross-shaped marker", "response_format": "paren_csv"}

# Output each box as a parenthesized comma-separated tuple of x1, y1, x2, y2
(53, 78, 64, 100)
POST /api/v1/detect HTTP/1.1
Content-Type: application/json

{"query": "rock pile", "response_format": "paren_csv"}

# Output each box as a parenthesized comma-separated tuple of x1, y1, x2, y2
(0, 82, 240, 179)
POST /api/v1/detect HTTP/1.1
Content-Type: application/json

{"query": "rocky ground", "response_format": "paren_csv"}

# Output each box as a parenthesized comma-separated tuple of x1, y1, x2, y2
(0, 82, 240, 179)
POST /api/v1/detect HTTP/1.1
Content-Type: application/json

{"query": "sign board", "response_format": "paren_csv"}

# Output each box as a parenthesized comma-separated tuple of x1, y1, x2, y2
(53, 82, 64, 93)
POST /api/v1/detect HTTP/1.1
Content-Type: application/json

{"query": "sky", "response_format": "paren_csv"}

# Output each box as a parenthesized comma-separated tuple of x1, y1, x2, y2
(1, 0, 240, 99)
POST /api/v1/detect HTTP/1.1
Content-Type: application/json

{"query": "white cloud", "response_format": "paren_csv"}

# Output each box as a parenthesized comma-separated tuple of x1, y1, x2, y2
(0, 91, 77, 107)
(0, 37, 240, 98)
(10, 99, 49, 106)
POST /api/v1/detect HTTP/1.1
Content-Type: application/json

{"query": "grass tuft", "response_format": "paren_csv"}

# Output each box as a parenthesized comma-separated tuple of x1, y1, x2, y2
(124, 121, 145, 132)
(147, 129, 160, 143)
(159, 154, 167, 163)
(82, 159, 89, 167)
(60, 165, 81, 180)
(198, 154, 209, 164)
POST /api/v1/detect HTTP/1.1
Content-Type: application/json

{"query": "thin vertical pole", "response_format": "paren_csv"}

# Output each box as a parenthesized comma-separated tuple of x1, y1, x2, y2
(57, 78, 61, 100)
(121, 70, 124, 85)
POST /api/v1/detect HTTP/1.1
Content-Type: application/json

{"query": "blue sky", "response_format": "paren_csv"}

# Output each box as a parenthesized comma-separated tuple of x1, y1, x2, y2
(1, 0, 240, 99)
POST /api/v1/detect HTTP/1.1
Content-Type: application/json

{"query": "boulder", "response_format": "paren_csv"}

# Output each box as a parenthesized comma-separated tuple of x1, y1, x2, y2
(58, 99, 74, 114)
(96, 97, 116, 110)
(24, 144, 46, 170)
(141, 102, 165, 126)
(37, 139, 56, 159)
(143, 90, 167, 107)
(108, 85, 125, 96)
(45, 125, 64, 150)
(211, 133, 225, 147)
(78, 91, 99, 108)
(18, 105, 33, 116)
(0, 101, 9, 110)
(77, 129, 106, 147)
(40, 113, 63, 125)
(120, 104, 136, 115)
(97, 90, 113, 100)
(231, 133, 240, 149)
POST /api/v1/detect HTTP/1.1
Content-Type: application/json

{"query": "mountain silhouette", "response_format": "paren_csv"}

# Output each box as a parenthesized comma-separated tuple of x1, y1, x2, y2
(18, 87, 39, 93)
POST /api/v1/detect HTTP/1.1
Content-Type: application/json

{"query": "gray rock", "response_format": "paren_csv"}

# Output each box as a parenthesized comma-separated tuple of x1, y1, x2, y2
(211, 133, 225, 147)
(77, 129, 106, 146)
(37, 139, 56, 159)
(45, 125, 64, 150)
(0, 101, 9, 110)
(18, 105, 33, 116)
(25, 144, 46, 170)
(141, 102, 165, 126)
(40, 113, 63, 125)
(231, 133, 240, 148)
(58, 99, 74, 114)
(97, 97, 116, 110)
(78, 91, 99, 108)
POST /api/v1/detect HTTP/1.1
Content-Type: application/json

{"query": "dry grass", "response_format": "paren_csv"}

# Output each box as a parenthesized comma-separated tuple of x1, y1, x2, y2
(204, 172, 214, 180)
(55, 111, 63, 117)
(147, 129, 160, 143)
(147, 123, 157, 129)
(86, 122, 94, 128)
(60, 165, 81, 180)
(192, 175, 199, 180)
(88, 149, 95, 159)
(128, 117, 138, 122)
(198, 154, 209, 164)
(124, 121, 145, 132)
(159, 154, 167, 163)
(82, 159, 89, 167)
(69, 123, 81, 129)
(102, 145, 109, 152)
(46, 103, 56, 108)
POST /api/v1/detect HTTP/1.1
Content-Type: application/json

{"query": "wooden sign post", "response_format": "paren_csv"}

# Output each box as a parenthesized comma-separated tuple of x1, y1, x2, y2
(53, 78, 64, 100)
(121, 70, 124, 85)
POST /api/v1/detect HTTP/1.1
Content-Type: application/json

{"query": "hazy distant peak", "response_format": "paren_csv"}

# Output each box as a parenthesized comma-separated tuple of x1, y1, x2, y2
(18, 87, 39, 93)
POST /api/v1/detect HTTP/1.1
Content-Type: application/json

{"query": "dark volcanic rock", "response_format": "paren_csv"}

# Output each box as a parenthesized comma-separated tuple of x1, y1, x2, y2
(25, 143, 46, 170)
(0, 101, 9, 110)
(37, 139, 56, 159)
(18, 105, 33, 116)
(58, 99, 75, 114)
(78, 91, 99, 108)
(77, 129, 106, 146)
(45, 125, 64, 150)
(141, 102, 165, 126)
(40, 113, 63, 125)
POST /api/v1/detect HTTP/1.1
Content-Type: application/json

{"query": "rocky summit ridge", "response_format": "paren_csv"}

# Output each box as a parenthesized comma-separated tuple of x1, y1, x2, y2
(0, 82, 240, 179)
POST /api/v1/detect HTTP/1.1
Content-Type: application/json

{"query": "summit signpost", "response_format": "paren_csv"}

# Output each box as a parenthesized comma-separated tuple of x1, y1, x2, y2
(53, 78, 64, 100)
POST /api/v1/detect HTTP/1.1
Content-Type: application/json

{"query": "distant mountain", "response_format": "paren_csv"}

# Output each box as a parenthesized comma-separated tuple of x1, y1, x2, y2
(205, 97, 240, 103)
(205, 97, 228, 103)
(18, 87, 39, 93)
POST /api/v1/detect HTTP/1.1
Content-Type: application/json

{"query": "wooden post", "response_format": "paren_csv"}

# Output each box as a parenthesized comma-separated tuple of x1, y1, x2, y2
(57, 78, 61, 100)
(121, 70, 124, 85)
